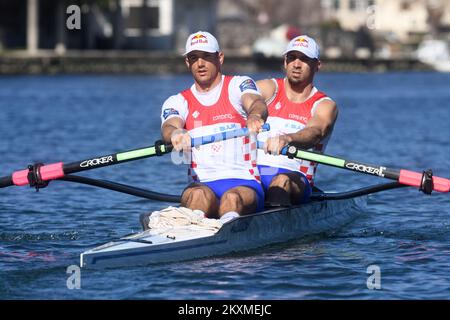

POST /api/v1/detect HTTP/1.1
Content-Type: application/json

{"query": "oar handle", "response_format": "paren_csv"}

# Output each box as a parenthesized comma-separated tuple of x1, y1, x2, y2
(191, 124, 270, 147)
(255, 141, 289, 155)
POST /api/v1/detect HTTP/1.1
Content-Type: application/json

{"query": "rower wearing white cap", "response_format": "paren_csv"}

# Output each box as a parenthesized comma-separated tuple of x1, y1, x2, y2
(256, 35, 338, 205)
(160, 31, 268, 220)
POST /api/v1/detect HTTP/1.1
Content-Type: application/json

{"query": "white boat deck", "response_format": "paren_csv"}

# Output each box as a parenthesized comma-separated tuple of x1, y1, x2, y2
(81, 197, 366, 268)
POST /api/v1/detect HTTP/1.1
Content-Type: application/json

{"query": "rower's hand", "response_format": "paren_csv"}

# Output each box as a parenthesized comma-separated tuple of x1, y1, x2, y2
(246, 114, 265, 134)
(170, 129, 191, 152)
(264, 135, 292, 155)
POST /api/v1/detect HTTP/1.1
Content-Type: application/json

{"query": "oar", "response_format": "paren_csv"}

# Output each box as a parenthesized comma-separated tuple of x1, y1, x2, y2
(62, 176, 408, 202)
(55, 165, 406, 203)
(60, 175, 407, 202)
(0, 124, 269, 190)
(257, 142, 449, 194)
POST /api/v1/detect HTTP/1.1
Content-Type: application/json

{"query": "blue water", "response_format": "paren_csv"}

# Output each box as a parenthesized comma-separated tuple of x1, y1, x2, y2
(0, 72, 449, 299)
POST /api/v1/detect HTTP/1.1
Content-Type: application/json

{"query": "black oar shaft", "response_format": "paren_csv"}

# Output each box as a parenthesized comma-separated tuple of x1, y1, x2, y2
(60, 176, 408, 202)
(62, 144, 171, 174)
(1, 125, 263, 189)
(0, 176, 13, 188)
(279, 145, 449, 193)
(0, 143, 171, 189)
(310, 182, 406, 200)
(282, 145, 401, 179)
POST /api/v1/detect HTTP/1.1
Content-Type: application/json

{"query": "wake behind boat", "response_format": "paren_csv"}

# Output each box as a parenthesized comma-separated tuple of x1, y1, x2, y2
(81, 196, 365, 269)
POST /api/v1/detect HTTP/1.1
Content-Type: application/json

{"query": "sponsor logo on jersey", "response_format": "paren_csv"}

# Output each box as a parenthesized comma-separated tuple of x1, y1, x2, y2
(288, 113, 308, 123)
(239, 79, 257, 92)
(212, 113, 234, 121)
(163, 108, 180, 119)
(192, 110, 200, 119)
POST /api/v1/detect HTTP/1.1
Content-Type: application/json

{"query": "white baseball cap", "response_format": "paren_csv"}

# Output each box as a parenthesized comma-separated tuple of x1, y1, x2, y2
(283, 35, 320, 59)
(183, 31, 220, 56)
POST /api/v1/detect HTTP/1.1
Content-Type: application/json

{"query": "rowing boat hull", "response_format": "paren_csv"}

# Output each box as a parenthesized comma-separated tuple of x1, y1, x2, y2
(80, 197, 366, 269)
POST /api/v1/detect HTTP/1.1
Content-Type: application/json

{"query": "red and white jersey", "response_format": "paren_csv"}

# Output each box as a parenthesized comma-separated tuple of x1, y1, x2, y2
(257, 78, 334, 184)
(161, 75, 261, 183)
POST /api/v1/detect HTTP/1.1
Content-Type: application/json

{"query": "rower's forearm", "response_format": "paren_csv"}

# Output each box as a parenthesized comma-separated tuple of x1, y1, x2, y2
(247, 98, 268, 121)
(286, 127, 323, 149)
(161, 125, 179, 143)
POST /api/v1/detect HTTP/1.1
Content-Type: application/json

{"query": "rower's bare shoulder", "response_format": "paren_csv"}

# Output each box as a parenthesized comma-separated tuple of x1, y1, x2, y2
(317, 98, 337, 110)
(256, 79, 276, 101)
(313, 99, 338, 124)
(315, 98, 338, 116)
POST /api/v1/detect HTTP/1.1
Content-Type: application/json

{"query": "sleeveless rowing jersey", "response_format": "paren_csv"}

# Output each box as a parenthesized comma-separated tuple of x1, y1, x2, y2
(161, 75, 260, 183)
(257, 78, 333, 184)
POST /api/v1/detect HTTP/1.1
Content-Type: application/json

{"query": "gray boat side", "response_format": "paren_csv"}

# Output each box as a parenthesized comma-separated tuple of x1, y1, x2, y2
(80, 197, 366, 269)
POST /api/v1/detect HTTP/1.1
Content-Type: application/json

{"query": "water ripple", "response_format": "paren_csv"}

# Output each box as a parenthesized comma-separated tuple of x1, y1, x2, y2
(1, 73, 449, 299)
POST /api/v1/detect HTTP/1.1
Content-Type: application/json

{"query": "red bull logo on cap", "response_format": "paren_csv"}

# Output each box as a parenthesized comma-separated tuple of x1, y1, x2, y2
(283, 35, 319, 58)
(293, 37, 309, 48)
(191, 34, 208, 46)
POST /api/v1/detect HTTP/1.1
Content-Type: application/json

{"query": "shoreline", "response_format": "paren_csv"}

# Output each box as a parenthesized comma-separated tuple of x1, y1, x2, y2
(0, 50, 433, 74)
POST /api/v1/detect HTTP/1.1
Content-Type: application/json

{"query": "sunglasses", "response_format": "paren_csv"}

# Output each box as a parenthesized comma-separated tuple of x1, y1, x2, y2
(186, 52, 219, 64)
(285, 53, 315, 64)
